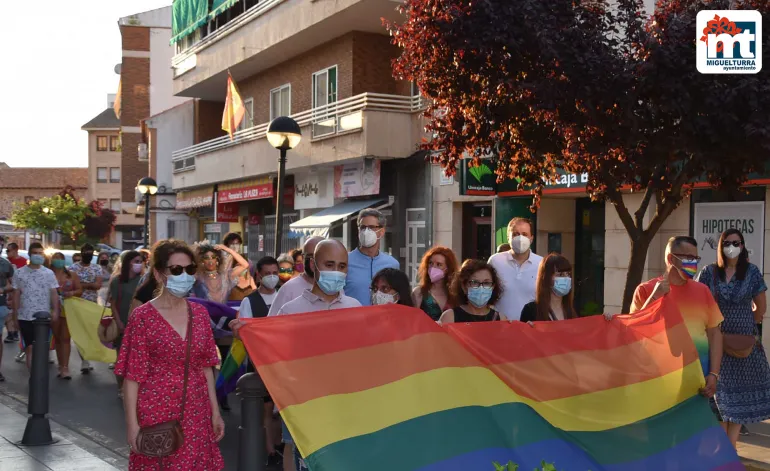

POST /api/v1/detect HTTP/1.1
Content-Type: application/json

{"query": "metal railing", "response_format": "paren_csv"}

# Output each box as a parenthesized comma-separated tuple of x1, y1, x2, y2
(171, 93, 427, 173)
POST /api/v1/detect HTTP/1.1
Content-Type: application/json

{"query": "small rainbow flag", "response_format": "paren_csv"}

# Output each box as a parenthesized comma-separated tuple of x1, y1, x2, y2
(215, 338, 248, 400)
(240, 300, 742, 470)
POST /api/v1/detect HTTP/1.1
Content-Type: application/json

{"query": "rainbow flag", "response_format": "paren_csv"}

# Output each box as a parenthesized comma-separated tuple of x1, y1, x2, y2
(240, 300, 743, 471)
(215, 338, 248, 400)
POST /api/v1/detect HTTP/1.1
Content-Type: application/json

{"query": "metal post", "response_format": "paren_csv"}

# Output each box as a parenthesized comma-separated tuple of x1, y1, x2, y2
(143, 192, 150, 247)
(273, 148, 287, 257)
(21, 311, 57, 446)
(237, 372, 267, 471)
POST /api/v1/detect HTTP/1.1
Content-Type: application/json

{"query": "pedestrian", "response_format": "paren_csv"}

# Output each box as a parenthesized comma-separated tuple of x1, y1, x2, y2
(192, 243, 250, 304)
(71, 253, 82, 265)
(222, 233, 255, 301)
(277, 253, 296, 284)
(345, 208, 400, 306)
(695, 229, 770, 448)
(520, 253, 578, 323)
(116, 239, 224, 470)
(96, 251, 112, 306)
(239, 256, 280, 319)
(4, 242, 25, 345)
(11, 242, 60, 371)
(497, 243, 511, 253)
(109, 251, 144, 398)
(266, 236, 325, 316)
(290, 248, 304, 278)
(371, 268, 414, 307)
(232, 239, 361, 471)
(487, 217, 542, 321)
(625, 236, 723, 399)
(411, 246, 459, 320)
(48, 252, 82, 380)
(69, 243, 104, 374)
(439, 259, 507, 324)
(0, 236, 13, 381)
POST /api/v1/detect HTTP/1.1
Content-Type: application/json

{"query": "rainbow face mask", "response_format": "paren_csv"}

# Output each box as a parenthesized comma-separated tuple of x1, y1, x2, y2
(676, 257, 699, 279)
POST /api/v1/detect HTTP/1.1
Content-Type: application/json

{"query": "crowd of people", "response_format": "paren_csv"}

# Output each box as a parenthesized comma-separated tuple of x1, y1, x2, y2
(1, 208, 769, 469)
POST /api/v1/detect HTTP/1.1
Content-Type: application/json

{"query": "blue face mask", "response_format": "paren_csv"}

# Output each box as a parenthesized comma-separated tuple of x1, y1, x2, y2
(51, 259, 66, 269)
(467, 286, 493, 307)
(30, 254, 45, 266)
(553, 277, 572, 297)
(316, 270, 346, 296)
(166, 272, 195, 298)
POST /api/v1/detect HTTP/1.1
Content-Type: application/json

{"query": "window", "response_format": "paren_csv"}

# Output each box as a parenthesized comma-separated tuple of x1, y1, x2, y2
(109, 136, 120, 152)
(98, 199, 108, 208)
(110, 167, 120, 183)
(97, 167, 108, 183)
(312, 66, 338, 137)
(411, 81, 420, 97)
(270, 84, 291, 121)
(110, 199, 121, 213)
(96, 136, 108, 151)
(237, 98, 254, 132)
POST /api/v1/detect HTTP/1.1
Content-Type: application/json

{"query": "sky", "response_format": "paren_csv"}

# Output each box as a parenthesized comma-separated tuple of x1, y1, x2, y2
(0, 0, 171, 168)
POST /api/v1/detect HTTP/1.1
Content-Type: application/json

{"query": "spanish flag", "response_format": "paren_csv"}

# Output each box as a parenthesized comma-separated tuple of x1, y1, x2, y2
(222, 72, 246, 140)
(113, 79, 122, 119)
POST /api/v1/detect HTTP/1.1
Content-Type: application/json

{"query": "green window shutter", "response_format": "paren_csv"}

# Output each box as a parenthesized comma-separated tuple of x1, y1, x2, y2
(171, 0, 209, 44)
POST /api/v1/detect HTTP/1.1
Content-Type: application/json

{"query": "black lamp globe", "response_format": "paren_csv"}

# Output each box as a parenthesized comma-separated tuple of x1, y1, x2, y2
(267, 117, 302, 150)
(137, 177, 158, 195)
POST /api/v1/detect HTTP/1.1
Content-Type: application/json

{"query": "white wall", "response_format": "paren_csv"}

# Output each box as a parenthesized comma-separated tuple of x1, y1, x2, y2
(150, 27, 191, 117)
(147, 100, 195, 191)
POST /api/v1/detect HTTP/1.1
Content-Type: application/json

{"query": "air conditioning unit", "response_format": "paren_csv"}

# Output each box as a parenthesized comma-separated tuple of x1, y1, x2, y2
(137, 143, 148, 160)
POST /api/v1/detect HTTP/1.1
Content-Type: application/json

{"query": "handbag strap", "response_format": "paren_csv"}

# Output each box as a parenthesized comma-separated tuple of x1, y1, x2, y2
(179, 302, 194, 423)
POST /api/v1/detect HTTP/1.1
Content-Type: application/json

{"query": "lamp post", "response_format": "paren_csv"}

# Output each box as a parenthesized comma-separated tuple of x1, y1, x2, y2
(266, 117, 302, 257)
(136, 177, 158, 247)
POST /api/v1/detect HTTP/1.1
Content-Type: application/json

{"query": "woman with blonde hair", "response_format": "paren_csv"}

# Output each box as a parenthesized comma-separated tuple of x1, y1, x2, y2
(411, 246, 459, 321)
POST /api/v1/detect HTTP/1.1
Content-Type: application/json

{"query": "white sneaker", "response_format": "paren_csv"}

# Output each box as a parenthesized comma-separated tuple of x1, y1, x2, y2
(15, 351, 25, 363)
(81, 359, 93, 374)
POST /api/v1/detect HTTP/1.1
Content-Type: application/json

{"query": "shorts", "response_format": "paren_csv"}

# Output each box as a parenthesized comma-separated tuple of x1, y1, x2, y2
(0, 306, 7, 334)
(18, 320, 36, 349)
(281, 419, 293, 444)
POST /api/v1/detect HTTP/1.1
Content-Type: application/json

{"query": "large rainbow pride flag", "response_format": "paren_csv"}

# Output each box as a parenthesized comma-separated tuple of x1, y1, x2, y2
(240, 299, 743, 471)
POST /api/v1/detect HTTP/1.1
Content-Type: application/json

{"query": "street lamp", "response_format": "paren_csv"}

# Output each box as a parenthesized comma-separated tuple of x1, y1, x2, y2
(136, 177, 158, 247)
(266, 116, 301, 257)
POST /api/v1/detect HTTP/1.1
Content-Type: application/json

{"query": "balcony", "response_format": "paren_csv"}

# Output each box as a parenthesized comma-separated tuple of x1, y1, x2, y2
(171, 93, 426, 189)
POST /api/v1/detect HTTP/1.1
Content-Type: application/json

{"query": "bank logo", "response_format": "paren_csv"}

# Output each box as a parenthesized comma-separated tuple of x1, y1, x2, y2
(468, 162, 493, 183)
(697, 10, 762, 74)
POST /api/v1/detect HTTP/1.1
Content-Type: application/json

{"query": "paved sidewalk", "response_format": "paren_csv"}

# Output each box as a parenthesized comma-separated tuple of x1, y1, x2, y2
(740, 421, 770, 471)
(0, 397, 128, 471)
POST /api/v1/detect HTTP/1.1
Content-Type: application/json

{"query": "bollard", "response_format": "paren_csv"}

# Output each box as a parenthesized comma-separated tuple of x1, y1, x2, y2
(21, 311, 57, 446)
(237, 372, 267, 471)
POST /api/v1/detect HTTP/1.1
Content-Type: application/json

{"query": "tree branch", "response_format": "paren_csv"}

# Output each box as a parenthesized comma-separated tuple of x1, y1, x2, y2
(607, 187, 641, 238)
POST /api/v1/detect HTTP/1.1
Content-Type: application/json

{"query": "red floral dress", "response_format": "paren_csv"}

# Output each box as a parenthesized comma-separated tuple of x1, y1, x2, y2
(115, 302, 224, 470)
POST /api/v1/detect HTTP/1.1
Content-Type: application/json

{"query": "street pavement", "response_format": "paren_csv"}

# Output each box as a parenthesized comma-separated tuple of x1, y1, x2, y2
(0, 341, 278, 470)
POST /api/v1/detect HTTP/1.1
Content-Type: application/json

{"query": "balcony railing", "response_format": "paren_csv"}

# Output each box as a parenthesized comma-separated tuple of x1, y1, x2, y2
(172, 93, 426, 173)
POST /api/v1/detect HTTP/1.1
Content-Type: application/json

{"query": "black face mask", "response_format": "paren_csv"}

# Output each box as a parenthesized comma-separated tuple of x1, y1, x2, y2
(304, 257, 314, 278)
(99, 259, 109, 267)
(81, 254, 94, 264)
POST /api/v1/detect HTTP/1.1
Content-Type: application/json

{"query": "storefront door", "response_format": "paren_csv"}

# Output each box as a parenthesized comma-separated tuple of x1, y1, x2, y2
(405, 208, 427, 284)
(462, 203, 492, 261)
(573, 198, 605, 315)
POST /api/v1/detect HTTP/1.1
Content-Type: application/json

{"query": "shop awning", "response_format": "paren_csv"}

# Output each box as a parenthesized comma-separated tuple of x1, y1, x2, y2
(176, 187, 214, 209)
(290, 199, 384, 237)
(218, 177, 273, 203)
(209, 0, 240, 19)
(171, 0, 209, 44)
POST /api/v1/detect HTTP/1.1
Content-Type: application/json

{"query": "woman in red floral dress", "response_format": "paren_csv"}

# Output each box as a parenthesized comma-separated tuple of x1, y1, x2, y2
(116, 239, 225, 470)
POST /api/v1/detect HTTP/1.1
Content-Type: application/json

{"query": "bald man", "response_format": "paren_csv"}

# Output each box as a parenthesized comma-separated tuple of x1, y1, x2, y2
(266, 236, 325, 316)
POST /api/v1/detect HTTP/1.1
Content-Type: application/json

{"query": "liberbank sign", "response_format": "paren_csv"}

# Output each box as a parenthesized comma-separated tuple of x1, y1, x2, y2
(458, 158, 588, 196)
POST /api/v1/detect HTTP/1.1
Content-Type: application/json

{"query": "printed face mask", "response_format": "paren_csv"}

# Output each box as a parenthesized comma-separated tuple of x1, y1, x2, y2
(673, 255, 698, 280)
(372, 290, 398, 305)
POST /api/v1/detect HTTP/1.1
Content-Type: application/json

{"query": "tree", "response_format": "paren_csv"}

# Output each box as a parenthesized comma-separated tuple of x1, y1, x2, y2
(10, 190, 116, 248)
(388, 0, 770, 312)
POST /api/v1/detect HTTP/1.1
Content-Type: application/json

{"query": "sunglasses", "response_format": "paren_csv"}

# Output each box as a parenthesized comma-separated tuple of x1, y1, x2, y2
(722, 240, 742, 248)
(168, 264, 197, 276)
(279, 267, 294, 274)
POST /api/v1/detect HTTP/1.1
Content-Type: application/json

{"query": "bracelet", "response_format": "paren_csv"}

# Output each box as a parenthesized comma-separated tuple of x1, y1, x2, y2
(708, 372, 720, 380)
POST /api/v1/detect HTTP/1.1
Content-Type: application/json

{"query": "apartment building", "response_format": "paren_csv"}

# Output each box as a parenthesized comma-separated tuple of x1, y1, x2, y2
(168, 0, 431, 269)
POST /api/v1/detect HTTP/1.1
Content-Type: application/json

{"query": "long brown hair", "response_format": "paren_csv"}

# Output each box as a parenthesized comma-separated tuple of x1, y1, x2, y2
(535, 253, 577, 321)
(450, 259, 503, 307)
(716, 228, 749, 281)
(417, 246, 459, 297)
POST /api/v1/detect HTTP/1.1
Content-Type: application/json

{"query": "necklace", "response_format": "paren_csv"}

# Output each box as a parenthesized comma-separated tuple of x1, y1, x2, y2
(206, 271, 219, 279)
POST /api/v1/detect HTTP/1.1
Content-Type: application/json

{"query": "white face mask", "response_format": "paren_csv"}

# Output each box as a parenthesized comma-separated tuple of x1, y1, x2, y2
(359, 229, 378, 248)
(261, 274, 279, 289)
(372, 290, 398, 305)
(723, 245, 742, 260)
(510, 235, 531, 254)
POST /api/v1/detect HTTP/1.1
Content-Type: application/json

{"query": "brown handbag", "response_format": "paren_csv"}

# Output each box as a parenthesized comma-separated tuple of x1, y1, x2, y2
(708, 264, 757, 358)
(135, 302, 194, 457)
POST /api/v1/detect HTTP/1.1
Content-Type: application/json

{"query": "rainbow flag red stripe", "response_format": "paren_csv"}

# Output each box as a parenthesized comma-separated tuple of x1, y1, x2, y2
(240, 300, 742, 470)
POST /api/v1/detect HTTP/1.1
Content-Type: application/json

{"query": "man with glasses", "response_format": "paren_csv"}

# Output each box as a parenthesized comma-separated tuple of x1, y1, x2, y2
(628, 235, 724, 399)
(345, 208, 399, 306)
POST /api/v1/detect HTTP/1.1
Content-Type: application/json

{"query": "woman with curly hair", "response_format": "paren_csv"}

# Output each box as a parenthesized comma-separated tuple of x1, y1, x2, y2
(439, 259, 507, 324)
(411, 246, 459, 321)
(192, 243, 250, 304)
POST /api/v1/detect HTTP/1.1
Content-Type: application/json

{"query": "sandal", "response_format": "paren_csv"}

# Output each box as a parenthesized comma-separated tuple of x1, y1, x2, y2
(60, 368, 72, 380)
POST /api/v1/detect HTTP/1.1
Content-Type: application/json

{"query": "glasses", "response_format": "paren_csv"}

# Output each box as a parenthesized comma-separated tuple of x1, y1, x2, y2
(722, 240, 742, 248)
(468, 280, 494, 289)
(202, 255, 219, 261)
(279, 267, 294, 274)
(672, 253, 701, 263)
(360, 225, 382, 231)
(168, 264, 197, 276)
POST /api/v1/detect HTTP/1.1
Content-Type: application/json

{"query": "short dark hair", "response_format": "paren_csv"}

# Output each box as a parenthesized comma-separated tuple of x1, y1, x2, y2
(28, 242, 44, 252)
(7, 242, 18, 250)
(451, 259, 503, 307)
(666, 236, 697, 255)
(223, 232, 242, 247)
(256, 256, 279, 273)
(81, 243, 94, 252)
(371, 268, 414, 307)
(289, 249, 303, 263)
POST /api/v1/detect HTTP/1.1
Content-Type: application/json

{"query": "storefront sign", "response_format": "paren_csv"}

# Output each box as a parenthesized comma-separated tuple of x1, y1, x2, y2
(216, 201, 239, 223)
(203, 223, 222, 234)
(295, 170, 334, 210)
(334, 159, 381, 198)
(693, 201, 765, 268)
(176, 187, 214, 209)
(218, 183, 273, 203)
(458, 159, 496, 196)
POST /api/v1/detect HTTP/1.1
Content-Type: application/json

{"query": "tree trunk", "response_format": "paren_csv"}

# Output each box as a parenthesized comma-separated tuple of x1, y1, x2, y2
(621, 234, 653, 314)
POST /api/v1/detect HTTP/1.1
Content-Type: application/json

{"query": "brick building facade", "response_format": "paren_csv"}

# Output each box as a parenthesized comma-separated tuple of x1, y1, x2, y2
(0, 166, 88, 220)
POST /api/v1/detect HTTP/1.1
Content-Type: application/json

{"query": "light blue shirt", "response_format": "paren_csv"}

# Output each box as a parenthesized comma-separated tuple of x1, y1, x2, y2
(345, 248, 400, 306)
